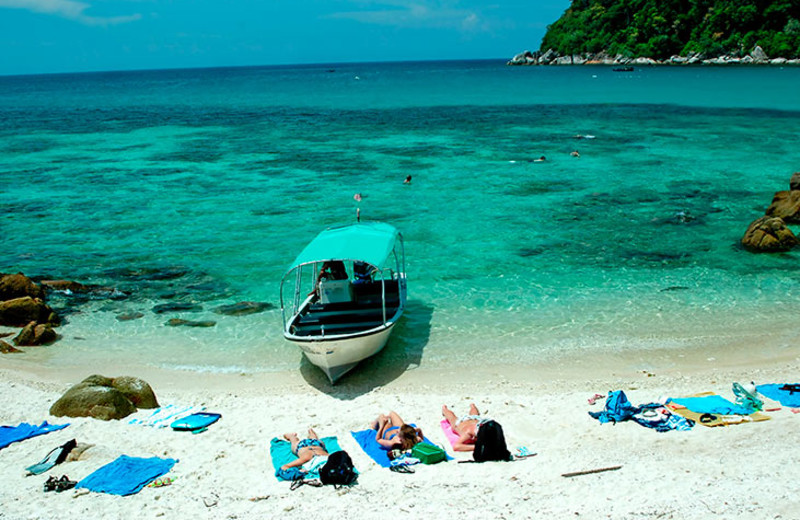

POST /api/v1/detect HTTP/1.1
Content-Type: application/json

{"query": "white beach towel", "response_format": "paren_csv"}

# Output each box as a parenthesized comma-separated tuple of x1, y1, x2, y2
(128, 404, 206, 428)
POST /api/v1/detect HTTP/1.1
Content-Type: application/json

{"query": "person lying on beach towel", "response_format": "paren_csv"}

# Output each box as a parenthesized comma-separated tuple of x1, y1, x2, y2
(280, 429, 329, 477)
(352, 414, 448, 468)
(372, 411, 423, 452)
(270, 430, 355, 483)
(442, 404, 511, 462)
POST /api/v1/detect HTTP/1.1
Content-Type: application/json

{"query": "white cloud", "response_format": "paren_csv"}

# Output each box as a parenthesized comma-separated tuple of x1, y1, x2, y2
(0, 0, 141, 26)
(326, 1, 485, 32)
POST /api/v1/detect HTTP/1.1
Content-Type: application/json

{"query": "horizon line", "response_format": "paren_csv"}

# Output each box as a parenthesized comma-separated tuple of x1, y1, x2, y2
(0, 57, 511, 80)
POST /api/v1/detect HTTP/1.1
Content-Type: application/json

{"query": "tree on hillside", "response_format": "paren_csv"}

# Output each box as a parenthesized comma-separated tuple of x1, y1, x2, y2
(540, 0, 800, 59)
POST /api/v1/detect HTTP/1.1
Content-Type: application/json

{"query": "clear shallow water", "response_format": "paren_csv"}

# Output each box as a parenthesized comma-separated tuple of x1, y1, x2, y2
(2, 61, 800, 377)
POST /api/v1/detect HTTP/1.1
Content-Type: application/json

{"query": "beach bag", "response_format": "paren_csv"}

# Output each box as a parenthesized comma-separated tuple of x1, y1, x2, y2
(319, 450, 357, 486)
(411, 443, 446, 464)
(473, 420, 511, 462)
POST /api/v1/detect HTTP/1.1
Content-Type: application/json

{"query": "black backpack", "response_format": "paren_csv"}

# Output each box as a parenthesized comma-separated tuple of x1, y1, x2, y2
(319, 450, 357, 486)
(473, 420, 511, 462)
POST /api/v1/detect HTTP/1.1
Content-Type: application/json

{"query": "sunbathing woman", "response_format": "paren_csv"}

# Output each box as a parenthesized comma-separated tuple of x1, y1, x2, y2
(442, 403, 487, 452)
(281, 429, 329, 473)
(372, 411, 423, 451)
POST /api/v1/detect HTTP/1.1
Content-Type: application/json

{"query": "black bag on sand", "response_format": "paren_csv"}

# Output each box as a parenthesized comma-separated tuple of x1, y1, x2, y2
(319, 450, 357, 486)
(473, 420, 512, 462)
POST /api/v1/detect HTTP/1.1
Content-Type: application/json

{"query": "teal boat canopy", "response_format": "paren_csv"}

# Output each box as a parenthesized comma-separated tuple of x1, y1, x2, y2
(287, 222, 401, 272)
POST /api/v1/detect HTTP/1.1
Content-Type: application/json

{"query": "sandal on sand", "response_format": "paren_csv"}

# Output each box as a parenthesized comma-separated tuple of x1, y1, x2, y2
(43, 476, 59, 492)
(55, 475, 77, 492)
(290, 478, 322, 490)
(147, 477, 175, 488)
(389, 464, 415, 474)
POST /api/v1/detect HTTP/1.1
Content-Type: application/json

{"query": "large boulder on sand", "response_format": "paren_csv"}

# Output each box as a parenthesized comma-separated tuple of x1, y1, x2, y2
(49, 375, 159, 420)
(0, 273, 44, 301)
(765, 191, 800, 223)
(111, 376, 159, 409)
(0, 297, 56, 327)
(741, 216, 798, 252)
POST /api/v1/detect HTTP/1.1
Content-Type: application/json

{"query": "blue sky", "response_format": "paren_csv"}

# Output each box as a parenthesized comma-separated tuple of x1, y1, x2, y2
(0, 0, 569, 75)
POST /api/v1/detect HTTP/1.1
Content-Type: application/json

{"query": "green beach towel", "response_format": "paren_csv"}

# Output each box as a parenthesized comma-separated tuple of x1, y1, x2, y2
(270, 437, 345, 481)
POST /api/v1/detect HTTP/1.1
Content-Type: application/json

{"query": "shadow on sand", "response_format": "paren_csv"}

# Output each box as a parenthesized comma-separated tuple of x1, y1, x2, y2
(299, 299, 433, 399)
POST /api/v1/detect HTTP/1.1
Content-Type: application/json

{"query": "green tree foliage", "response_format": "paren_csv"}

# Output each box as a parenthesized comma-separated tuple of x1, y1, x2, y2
(540, 0, 800, 59)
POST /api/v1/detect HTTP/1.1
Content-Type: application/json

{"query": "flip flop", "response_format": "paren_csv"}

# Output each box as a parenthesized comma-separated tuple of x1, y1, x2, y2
(26, 439, 77, 476)
(389, 464, 415, 474)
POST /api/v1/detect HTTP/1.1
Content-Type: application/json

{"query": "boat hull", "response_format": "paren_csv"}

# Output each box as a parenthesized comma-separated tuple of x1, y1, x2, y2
(287, 324, 395, 383)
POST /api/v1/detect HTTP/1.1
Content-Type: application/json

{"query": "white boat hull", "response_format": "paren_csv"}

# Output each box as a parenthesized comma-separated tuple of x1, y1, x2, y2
(287, 324, 395, 383)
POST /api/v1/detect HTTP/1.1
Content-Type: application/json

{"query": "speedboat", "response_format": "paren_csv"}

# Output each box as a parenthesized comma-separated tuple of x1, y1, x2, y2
(280, 222, 407, 383)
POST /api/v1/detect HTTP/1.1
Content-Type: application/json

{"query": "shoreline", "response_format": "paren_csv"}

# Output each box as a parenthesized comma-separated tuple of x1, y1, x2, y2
(2, 341, 799, 519)
(2, 329, 799, 519)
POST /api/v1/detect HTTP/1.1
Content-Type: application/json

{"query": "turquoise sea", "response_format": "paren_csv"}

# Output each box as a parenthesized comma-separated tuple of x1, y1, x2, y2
(3, 61, 800, 383)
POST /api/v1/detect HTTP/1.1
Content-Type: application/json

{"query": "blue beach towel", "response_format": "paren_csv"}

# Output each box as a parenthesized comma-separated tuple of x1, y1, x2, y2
(757, 384, 800, 407)
(0, 422, 69, 451)
(668, 395, 753, 416)
(350, 427, 450, 468)
(270, 437, 344, 481)
(76, 455, 177, 496)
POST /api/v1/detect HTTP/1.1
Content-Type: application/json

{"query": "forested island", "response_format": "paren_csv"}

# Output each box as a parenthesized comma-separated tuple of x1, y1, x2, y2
(510, 0, 800, 65)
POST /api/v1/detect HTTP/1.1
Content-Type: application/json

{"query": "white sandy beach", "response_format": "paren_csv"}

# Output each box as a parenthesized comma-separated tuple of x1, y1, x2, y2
(1, 335, 799, 520)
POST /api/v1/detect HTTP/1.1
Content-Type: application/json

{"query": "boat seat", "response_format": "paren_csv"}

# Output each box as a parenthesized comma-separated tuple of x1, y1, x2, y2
(298, 308, 391, 324)
(292, 320, 387, 336)
(308, 297, 400, 313)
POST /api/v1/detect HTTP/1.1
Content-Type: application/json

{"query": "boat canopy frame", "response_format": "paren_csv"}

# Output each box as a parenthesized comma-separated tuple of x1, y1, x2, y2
(280, 222, 406, 328)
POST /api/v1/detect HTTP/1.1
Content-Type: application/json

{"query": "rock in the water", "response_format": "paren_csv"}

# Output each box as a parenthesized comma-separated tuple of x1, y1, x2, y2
(41, 279, 128, 299)
(152, 302, 203, 314)
(166, 318, 216, 327)
(0, 273, 44, 301)
(790, 172, 800, 191)
(116, 312, 145, 321)
(213, 301, 274, 316)
(0, 297, 56, 327)
(0, 340, 22, 354)
(13, 321, 57, 346)
(49, 374, 158, 420)
(765, 190, 800, 223)
(741, 216, 798, 252)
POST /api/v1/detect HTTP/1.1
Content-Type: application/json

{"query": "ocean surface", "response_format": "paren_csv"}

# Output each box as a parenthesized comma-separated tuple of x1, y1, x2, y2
(3, 60, 800, 383)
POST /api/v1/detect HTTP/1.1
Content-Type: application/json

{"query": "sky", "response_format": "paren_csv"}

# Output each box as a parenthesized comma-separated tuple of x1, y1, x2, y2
(0, 0, 570, 75)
